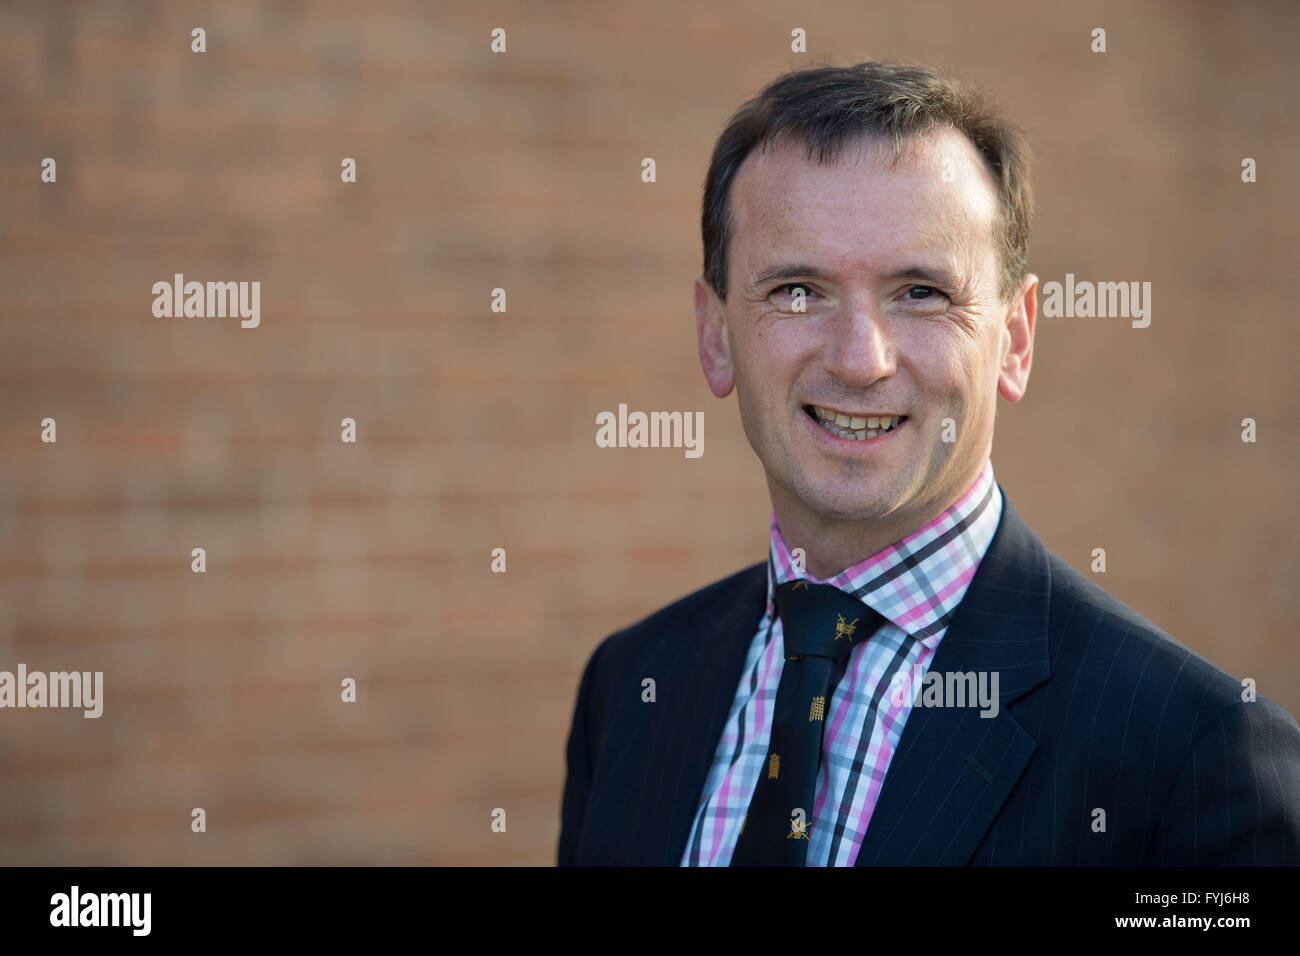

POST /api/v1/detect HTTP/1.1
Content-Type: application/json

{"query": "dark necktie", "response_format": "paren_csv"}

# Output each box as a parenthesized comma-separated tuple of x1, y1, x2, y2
(729, 579, 886, 866)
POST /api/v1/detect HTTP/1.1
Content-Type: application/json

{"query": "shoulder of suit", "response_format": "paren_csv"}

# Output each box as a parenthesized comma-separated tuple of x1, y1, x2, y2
(1040, 547, 1260, 716)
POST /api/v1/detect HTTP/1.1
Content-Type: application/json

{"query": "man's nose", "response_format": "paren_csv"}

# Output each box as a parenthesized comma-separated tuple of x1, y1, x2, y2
(822, 298, 894, 386)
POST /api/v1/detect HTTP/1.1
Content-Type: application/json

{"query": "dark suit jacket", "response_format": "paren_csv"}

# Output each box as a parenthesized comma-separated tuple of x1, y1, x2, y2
(558, 493, 1300, 865)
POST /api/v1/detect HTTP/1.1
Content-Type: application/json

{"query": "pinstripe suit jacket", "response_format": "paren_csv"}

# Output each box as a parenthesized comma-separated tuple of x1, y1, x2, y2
(558, 494, 1300, 865)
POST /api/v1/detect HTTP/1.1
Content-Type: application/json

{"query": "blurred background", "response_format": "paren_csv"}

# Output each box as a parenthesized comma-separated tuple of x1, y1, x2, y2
(0, 0, 1295, 864)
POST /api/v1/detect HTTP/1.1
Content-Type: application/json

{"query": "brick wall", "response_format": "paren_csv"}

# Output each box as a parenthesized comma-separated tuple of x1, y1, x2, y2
(0, 0, 1295, 864)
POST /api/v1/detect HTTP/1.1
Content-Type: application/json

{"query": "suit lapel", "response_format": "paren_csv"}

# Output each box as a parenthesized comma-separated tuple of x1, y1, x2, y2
(854, 493, 1052, 865)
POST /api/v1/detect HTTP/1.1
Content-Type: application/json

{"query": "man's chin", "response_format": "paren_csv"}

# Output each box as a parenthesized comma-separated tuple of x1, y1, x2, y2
(793, 488, 904, 524)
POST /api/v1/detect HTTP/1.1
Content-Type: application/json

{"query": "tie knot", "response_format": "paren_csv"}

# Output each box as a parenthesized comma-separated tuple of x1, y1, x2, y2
(774, 580, 884, 663)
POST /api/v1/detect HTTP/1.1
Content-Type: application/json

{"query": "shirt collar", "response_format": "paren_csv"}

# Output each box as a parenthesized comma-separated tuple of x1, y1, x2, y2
(764, 459, 1003, 645)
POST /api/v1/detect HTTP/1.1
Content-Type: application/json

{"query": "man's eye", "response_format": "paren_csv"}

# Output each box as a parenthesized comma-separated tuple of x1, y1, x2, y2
(906, 285, 941, 299)
(773, 283, 816, 301)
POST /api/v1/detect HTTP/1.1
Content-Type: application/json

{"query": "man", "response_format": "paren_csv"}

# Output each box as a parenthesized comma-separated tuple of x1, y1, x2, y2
(558, 61, 1300, 866)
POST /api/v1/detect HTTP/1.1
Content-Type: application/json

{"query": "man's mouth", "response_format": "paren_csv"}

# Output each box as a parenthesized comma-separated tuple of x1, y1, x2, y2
(804, 404, 907, 442)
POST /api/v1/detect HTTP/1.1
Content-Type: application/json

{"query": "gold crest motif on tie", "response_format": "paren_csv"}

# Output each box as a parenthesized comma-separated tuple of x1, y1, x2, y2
(809, 695, 825, 721)
(835, 613, 860, 641)
(787, 811, 811, 840)
(767, 753, 780, 779)
(791, 580, 810, 591)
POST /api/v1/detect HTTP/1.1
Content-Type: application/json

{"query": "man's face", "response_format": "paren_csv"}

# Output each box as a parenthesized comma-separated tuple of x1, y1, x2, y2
(695, 129, 1035, 538)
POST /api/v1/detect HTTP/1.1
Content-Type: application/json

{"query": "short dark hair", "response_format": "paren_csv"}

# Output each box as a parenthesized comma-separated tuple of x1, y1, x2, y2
(701, 60, 1033, 303)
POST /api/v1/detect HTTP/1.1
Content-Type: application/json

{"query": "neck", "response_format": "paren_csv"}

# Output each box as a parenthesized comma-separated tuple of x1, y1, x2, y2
(770, 469, 985, 580)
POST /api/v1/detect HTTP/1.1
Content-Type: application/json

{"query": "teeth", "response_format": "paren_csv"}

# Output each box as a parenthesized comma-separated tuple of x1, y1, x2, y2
(809, 407, 905, 441)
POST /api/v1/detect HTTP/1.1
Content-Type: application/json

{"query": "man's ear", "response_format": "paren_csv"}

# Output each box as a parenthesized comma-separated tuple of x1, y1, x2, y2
(695, 276, 735, 398)
(997, 272, 1037, 403)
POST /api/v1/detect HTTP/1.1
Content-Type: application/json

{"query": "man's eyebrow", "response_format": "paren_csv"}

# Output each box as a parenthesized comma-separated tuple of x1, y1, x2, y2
(882, 264, 963, 288)
(748, 262, 963, 290)
(748, 262, 831, 290)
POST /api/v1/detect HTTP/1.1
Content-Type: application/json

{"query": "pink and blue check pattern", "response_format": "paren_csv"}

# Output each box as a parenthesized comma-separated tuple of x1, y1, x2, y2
(681, 460, 1003, 866)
